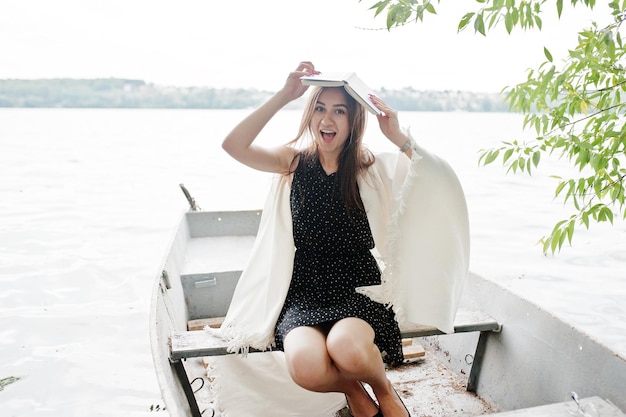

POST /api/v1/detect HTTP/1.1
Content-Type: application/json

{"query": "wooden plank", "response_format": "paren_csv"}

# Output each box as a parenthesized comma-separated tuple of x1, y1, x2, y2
(187, 317, 224, 331)
(170, 330, 236, 360)
(170, 309, 499, 361)
(487, 396, 625, 416)
(402, 344, 425, 359)
(194, 343, 426, 366)
(399, 309, 501, 338)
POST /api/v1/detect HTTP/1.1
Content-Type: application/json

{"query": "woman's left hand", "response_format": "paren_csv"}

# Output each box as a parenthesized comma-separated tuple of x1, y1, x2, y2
(369, 95, 409, 149)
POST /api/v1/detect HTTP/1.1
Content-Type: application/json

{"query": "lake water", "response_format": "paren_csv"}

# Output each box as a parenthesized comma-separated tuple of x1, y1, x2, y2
(1, 108, 624, 416)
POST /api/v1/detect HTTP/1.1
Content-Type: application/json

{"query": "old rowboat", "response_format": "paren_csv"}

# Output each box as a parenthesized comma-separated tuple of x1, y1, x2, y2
(150, 191, 626, 417)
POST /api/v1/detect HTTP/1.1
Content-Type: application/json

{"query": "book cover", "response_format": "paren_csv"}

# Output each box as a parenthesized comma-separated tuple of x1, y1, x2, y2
(300, 72, 381, 115)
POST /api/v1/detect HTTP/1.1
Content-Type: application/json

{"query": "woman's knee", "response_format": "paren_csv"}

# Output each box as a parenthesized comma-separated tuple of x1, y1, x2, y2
(286, 350, 331, 390)
(284, 327, 332, 390)
(326, 319, 377, 372)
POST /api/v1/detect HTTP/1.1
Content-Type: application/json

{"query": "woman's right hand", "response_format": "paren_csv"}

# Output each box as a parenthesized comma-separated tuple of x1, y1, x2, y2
(222, 62, 317, 174)
(279, 61, 319, 102)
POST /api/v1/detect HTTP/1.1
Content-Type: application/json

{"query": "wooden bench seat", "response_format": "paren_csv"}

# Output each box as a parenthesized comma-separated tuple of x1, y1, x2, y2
(171, 309, 500, 360)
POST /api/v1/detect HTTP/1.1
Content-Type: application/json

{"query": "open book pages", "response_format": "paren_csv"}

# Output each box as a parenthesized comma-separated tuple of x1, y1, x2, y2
(300, 72, 381, 115)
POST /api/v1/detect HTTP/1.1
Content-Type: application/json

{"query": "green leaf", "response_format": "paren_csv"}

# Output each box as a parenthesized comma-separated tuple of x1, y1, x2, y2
(551, 228, 561, 252)
(369, 0, 391, 17)
(566, 220, 575, 245)
(484, 150, 500, 165)
(458, 12, 475, 31)
(600, 207, 615, 223)
(532, 150, 541, 167)
(386, 4, 409, 29)
(505, 13, 513, 33)
(544, 47, 553, 62)
(503, 148, 514, 163)
(582, 211, 590, 228)
(511, 7, 519, 25)
(474, 12, 486, 36)
(555, 180, 567, 196)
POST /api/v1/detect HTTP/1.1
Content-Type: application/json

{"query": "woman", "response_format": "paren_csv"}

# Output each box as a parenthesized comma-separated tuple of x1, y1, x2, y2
(220, 61, 469, 417)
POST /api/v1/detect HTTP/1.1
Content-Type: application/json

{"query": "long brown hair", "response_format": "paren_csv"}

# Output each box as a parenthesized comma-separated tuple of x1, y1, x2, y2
(288, 86, 374, 212)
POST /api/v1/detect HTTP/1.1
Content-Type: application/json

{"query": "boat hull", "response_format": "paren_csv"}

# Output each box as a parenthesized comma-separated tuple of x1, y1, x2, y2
(150, 210, 626, 415)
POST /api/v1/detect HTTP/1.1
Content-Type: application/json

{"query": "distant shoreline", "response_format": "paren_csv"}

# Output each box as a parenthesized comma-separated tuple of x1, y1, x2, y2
(0, 78, 510, 112)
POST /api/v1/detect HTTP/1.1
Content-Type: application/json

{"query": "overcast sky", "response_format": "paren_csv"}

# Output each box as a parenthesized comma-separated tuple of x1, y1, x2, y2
(0, 0, 611, 92)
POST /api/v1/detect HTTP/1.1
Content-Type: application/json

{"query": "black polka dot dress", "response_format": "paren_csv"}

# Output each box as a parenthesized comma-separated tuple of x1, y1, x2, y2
(274, 153, 403, 366)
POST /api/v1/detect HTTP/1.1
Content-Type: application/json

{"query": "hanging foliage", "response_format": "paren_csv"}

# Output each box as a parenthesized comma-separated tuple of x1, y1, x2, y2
(360, 0, 626, 253)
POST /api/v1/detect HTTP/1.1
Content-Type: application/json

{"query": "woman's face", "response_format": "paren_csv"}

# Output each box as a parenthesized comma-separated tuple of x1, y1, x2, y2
(309, 88, 351, 159)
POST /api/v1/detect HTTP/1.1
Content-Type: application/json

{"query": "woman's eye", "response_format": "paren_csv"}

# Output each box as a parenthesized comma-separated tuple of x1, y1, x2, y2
(335, 109, 346, 115)
(314, 106, 325, 112)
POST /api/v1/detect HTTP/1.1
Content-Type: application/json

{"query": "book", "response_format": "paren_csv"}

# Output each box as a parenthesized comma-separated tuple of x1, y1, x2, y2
(300, 72, 381, 115)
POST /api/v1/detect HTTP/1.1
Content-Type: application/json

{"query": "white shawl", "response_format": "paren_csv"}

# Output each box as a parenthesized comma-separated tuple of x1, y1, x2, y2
(209, 137, 470, 416)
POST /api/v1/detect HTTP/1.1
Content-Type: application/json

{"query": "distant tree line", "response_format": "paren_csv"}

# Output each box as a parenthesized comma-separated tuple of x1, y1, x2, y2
(0, 78, 510, 112)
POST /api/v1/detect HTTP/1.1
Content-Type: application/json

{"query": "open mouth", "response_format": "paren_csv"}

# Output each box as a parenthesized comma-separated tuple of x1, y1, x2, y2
(321, 129, 336, 143)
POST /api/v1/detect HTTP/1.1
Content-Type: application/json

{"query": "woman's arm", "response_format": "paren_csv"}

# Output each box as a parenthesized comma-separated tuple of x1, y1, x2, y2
(369, 94, 413, 159)
(222, 62, 318, 174)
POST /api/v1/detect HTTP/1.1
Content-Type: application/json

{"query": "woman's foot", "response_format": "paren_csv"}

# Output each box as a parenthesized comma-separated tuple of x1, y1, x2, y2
(392, 386, 411, 416)
(345, 381, 381, 417)
(376, 382, 411, 417)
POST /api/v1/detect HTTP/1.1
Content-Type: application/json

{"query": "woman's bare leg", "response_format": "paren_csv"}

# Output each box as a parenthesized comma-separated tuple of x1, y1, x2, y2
(283, 325, 380, 417)
(326, 318, 410, 417)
